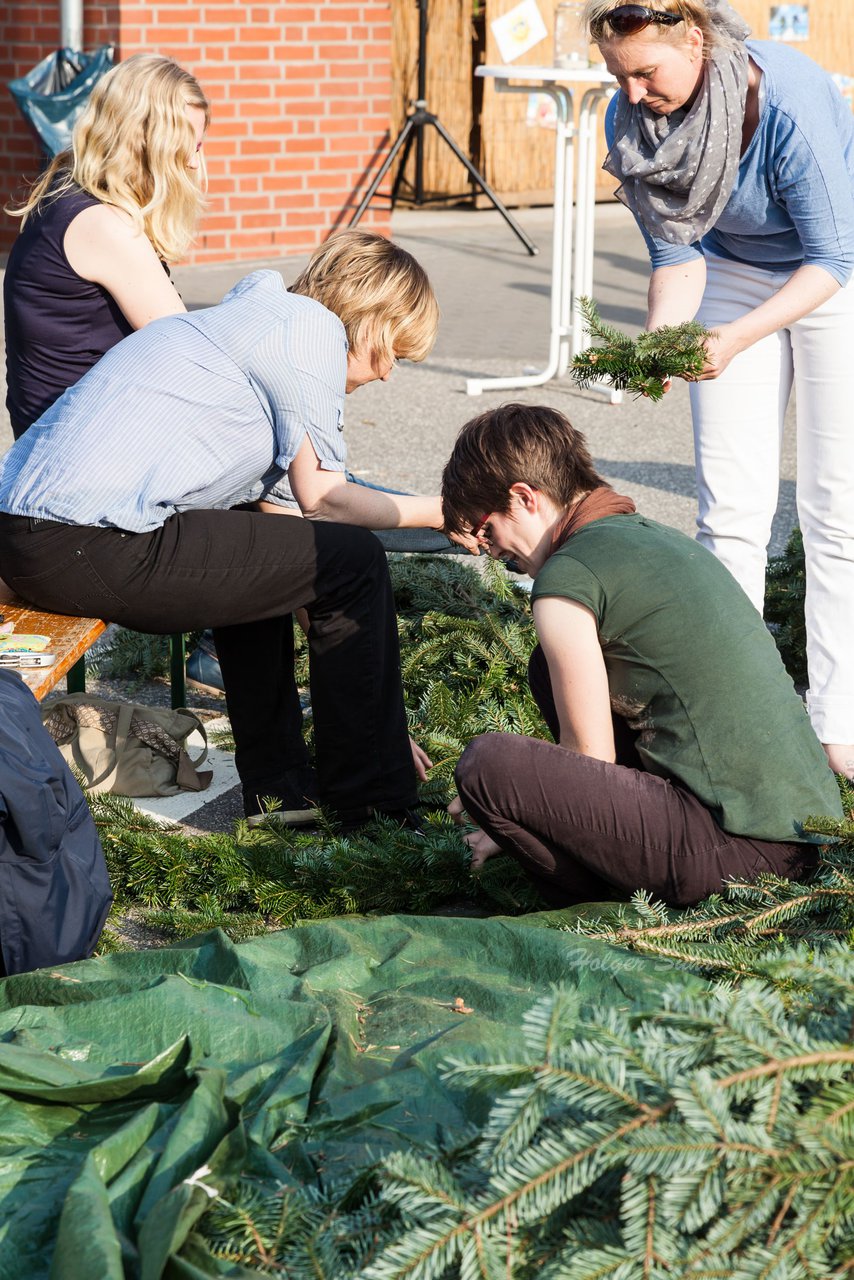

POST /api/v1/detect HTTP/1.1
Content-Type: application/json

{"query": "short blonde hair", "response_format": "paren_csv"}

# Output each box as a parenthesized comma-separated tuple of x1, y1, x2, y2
(10, 53, 209, 262)
(583, 0, 729, 51)
(289, 229, 439, 365)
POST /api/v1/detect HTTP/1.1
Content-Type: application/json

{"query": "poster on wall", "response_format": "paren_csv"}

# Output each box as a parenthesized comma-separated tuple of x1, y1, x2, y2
(769, 4, 810, 40)
(526, 92, 558, 128)
(491, 0, 548, 63)
(831, 72, 854, 110)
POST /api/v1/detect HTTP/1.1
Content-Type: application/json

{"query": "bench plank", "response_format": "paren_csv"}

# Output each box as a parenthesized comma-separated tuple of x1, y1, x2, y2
(0, 580, 105, 702)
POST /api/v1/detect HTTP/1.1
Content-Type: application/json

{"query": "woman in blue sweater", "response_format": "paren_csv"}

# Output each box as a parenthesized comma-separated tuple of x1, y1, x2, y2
(584, 0, 854, 781)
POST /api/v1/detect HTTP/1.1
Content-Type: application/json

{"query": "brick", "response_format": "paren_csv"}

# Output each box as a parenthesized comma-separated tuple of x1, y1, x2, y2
(200, 6, 252, 21)
(270, 189, 315, 207)
(325, 62, 373, 79)
(227, 82, 275, 99)
(271, 7, 317, 21)
(0, 1, 394, 267)
(280, 209, 328, 227)
(241, 211, 279, 229)
(307, 24, 349, 39)
(155, 8, 197, 23)
(317, 154, 364, 171)
(231, 229, 281, 248)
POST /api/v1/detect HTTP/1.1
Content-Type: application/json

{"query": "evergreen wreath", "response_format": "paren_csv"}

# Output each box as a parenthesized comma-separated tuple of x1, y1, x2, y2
(571, 297, 710, 401)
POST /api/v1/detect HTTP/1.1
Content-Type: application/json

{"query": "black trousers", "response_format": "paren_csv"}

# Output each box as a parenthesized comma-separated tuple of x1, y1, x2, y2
(455, 644, 816, 908)
(0, 511, 417, 813)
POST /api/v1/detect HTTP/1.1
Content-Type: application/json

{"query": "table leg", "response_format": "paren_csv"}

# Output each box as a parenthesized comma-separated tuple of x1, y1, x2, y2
(466, 82, 573, 396)
(464, 79, 617, 400)
(66, 655, 86, 694)
(571, 88, 622, 405)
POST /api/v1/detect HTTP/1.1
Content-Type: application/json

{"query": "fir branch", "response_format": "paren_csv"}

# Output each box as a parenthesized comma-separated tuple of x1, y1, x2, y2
(190, 959, 854, 1276)
(566, 832, 854, 994)
(764, 526, 808, 687)
(572, 297, 709, 401)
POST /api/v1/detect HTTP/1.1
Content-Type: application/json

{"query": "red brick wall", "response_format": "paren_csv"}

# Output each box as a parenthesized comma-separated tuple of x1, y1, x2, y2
(0, 2, 119, 254)
(1, 1, 393, 262)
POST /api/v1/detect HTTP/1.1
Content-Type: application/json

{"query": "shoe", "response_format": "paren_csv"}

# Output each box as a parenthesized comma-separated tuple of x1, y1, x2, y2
(186, 631, 224, 695)
(336, 805, 426, 837)
(243, 766, 320, 828)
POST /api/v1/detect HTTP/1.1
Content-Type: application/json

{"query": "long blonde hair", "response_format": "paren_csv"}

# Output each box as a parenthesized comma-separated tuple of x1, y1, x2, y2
(290, 230, 439, 366)
(10, 53, 210, 261)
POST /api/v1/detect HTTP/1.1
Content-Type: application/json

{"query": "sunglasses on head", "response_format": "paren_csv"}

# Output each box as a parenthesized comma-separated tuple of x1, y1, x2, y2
(604, 5, 683, 35)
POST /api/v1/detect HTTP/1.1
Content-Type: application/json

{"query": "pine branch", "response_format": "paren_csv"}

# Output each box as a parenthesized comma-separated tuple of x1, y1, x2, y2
(566, 828, 854, 994)
(189, 958, 854, 1276)
(571, 297, 709, 401)
(764, 526, 808, 687)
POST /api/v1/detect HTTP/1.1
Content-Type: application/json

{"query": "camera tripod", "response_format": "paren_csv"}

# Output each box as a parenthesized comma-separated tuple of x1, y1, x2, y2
(349, 0, 538, 256)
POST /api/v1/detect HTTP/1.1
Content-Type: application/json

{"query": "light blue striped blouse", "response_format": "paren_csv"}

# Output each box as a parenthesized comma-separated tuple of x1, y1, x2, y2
(0, 270, 349, 532)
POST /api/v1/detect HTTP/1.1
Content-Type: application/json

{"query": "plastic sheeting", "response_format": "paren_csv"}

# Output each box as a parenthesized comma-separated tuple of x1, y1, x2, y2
(0, 912, 702, 1277)
(8, 46, 114, 158)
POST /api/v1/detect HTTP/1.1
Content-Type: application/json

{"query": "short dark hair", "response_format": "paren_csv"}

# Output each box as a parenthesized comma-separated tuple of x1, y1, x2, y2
(441, 403, 605, 535)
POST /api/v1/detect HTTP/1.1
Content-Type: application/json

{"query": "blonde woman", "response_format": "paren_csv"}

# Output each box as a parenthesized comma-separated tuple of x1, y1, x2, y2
(4, 52, 209, 438)
(0, 232, 454, 829)
(584, 0, 854, 781)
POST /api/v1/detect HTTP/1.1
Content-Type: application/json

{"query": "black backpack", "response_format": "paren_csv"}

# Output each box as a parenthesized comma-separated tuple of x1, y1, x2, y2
(0, 670, 112, 975)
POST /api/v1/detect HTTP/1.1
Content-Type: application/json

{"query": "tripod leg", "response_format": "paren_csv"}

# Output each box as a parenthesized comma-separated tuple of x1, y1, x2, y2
(430, 117, 539, 256)
(390, 123, 418, 205)
(349, 117, 417, 227)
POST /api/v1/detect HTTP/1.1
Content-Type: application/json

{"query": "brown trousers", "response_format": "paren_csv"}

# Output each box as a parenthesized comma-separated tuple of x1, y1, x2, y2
(454, 645, 816, 907)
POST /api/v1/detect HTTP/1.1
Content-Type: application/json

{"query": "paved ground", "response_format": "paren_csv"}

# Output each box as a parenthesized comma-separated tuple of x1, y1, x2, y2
(0, 201, 799, 830)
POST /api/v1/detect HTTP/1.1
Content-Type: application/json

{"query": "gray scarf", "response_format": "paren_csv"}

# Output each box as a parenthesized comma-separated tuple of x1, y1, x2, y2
(603, 0, 751, 245)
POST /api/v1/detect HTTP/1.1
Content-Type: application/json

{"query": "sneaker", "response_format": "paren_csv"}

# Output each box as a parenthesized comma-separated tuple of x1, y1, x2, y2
(243, 767, 320, 828)
(186, 632, 224, 695)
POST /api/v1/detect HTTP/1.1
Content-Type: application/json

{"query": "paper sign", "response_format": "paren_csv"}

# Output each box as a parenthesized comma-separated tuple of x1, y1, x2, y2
(491, 0, 548, 64)
(526, 92, 557, 129)
(769, 4, 809, 41)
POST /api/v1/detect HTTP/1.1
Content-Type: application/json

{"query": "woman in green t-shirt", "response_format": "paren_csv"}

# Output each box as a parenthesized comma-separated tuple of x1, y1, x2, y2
(441, 403, 842, 907)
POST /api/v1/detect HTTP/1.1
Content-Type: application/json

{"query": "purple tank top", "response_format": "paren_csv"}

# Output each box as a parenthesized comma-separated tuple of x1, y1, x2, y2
(3, 184, 135, 435)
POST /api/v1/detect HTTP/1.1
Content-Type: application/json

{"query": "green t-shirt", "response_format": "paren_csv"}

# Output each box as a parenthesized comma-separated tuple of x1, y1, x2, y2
(530, 515, 842, 841)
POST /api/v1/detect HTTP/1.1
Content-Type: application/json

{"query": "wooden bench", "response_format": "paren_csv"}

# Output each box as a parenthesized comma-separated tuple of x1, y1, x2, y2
(0, 580, 187, 705)
(0, 578, 105, 701)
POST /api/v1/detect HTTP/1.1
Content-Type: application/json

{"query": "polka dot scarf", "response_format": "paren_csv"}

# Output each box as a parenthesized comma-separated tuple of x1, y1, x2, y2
(603, 0, 751, 246)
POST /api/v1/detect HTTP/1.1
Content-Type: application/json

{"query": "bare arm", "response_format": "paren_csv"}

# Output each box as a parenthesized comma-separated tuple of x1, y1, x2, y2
(287, 434, 444, 529)
(449, 595, 615, 863)
(63, 203, 186, 329)
(646, 257, 841, 382)
(532, 596, 616, 762)
(645, 259, 707, 330)
(696, 264, 840, 380)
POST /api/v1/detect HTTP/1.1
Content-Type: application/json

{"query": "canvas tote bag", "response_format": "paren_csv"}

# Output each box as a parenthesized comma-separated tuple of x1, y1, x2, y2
(42, 694, 213, 796)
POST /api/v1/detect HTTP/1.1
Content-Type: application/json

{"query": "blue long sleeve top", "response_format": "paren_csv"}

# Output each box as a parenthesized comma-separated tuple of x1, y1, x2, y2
(605, 40, 854, 286)
(0, 271, 349, 533)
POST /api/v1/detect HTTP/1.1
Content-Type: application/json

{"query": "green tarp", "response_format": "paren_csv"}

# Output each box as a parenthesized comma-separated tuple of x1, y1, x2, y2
(0, 913, 703, 1278)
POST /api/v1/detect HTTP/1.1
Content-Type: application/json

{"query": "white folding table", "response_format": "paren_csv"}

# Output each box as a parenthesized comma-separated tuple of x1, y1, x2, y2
(466, 64, 618, 400)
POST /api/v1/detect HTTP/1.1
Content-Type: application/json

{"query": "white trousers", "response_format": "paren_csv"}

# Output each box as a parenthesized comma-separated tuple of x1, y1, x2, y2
(690, 253, 854, 744)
